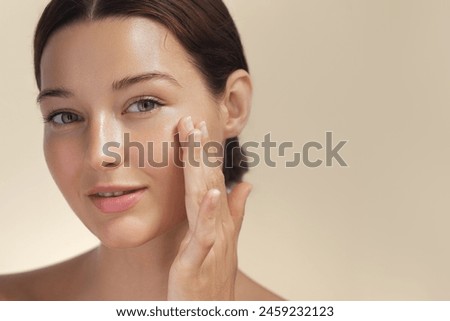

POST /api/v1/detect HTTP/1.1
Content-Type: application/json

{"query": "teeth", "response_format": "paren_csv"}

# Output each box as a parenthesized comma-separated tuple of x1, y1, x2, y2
(97, 191, 126, 197)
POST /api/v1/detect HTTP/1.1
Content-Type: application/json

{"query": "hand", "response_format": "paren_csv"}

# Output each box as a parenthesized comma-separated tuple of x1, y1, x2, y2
(167, 116, 252, 300)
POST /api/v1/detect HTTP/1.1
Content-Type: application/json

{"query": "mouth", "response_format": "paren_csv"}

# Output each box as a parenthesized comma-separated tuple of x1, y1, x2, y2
(88, 186, 147, 214)
(94, 189, 141, 198)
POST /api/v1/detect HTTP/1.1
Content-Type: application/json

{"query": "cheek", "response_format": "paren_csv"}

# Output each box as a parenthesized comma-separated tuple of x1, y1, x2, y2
(128, 121, 186, 215)
(102, 129, 187, 247)
(143, 128, 185, 206)
(125, 117, 181, 168)
(44, 135, 82, 198)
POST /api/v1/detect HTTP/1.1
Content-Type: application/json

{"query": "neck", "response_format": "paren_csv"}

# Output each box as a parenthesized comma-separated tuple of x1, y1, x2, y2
(85, 220, 189, 300)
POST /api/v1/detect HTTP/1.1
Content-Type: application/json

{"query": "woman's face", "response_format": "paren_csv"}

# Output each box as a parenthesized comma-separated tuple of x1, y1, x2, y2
(39, 18, 225, 248)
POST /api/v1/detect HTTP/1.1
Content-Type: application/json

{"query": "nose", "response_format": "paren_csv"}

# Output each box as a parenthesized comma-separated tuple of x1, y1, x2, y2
(85, 112, 124, 170)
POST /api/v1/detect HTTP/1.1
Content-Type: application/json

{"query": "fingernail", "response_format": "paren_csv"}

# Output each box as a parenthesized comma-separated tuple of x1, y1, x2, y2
(200, 121, 209, 137)
(210, 189, 221, 203)
(185, 116, 194, 131)
(193, 128, 202, 141)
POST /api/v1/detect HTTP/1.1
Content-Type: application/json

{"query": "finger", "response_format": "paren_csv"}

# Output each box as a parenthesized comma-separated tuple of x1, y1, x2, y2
(227, 182, 252, 234)
(198, 121, 229, 218)
(178, 116, 202, 170)
(178, 116, 206, 222)
(180, 188, 220, 270)
(199, 121, 223, 171)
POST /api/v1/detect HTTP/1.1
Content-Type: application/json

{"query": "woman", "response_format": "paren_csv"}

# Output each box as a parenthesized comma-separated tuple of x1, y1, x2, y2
(0, 0, 281, 300)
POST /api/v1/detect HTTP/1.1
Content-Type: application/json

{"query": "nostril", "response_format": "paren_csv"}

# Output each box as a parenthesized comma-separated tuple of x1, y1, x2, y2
(101, 160, 119, 168)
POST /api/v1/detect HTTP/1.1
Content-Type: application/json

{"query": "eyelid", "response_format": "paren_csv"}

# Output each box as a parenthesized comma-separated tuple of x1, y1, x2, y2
(123, 96, 164, 113)
(42, 96, 164, 124)
(43, 109, 83, 126)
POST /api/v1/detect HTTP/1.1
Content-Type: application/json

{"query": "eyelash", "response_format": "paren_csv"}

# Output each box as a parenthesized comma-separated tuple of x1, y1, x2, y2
(124, 97, 163, 114)
(42, 108, 80, 125)
(43, 97, 164, 126)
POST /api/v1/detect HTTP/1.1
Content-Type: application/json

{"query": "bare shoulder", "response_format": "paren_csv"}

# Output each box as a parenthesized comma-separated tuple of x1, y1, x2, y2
(0, 249, 95, 300)
(0, 282, 9, 300)
(235, 270, 284, 301)
(0, 272, 35, 300)
(0, 271, 38, 300)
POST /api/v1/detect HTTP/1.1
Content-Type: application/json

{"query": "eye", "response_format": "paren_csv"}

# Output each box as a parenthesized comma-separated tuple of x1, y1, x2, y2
(125, 98, 162, 114)
(44, 111, 82, 125)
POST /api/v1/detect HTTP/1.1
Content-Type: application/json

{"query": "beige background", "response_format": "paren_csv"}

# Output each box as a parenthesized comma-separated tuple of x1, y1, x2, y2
(1, 0, 449, 300)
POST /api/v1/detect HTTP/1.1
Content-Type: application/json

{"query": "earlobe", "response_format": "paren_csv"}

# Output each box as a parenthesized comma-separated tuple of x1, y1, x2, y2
(220, 69, 253, 139)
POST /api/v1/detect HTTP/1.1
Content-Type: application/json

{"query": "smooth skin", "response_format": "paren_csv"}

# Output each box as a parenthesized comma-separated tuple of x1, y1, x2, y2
(0, 17, 281, 300)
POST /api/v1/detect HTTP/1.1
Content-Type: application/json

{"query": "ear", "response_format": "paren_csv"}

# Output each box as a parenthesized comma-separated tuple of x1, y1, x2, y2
(220, 69, 253, 139)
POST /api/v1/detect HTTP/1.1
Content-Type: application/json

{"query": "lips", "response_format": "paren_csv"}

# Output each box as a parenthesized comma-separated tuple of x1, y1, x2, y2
(87, 186, 147, 214)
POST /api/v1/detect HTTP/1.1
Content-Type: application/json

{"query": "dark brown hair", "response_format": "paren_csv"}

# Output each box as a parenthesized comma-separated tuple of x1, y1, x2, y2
(34, 0, 249, 187)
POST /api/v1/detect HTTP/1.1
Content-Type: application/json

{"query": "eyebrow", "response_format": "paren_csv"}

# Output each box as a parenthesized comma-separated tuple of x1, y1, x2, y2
(36, 87, 73, 103)
(36, 72, 181, 103)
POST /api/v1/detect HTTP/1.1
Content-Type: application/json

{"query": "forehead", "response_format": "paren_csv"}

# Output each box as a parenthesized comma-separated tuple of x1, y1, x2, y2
(40, 17, 197, 91)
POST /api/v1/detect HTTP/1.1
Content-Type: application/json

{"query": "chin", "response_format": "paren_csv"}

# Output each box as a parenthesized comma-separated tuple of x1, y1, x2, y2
(91, 214, 160, 249)
(93, 211, 187, 249)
